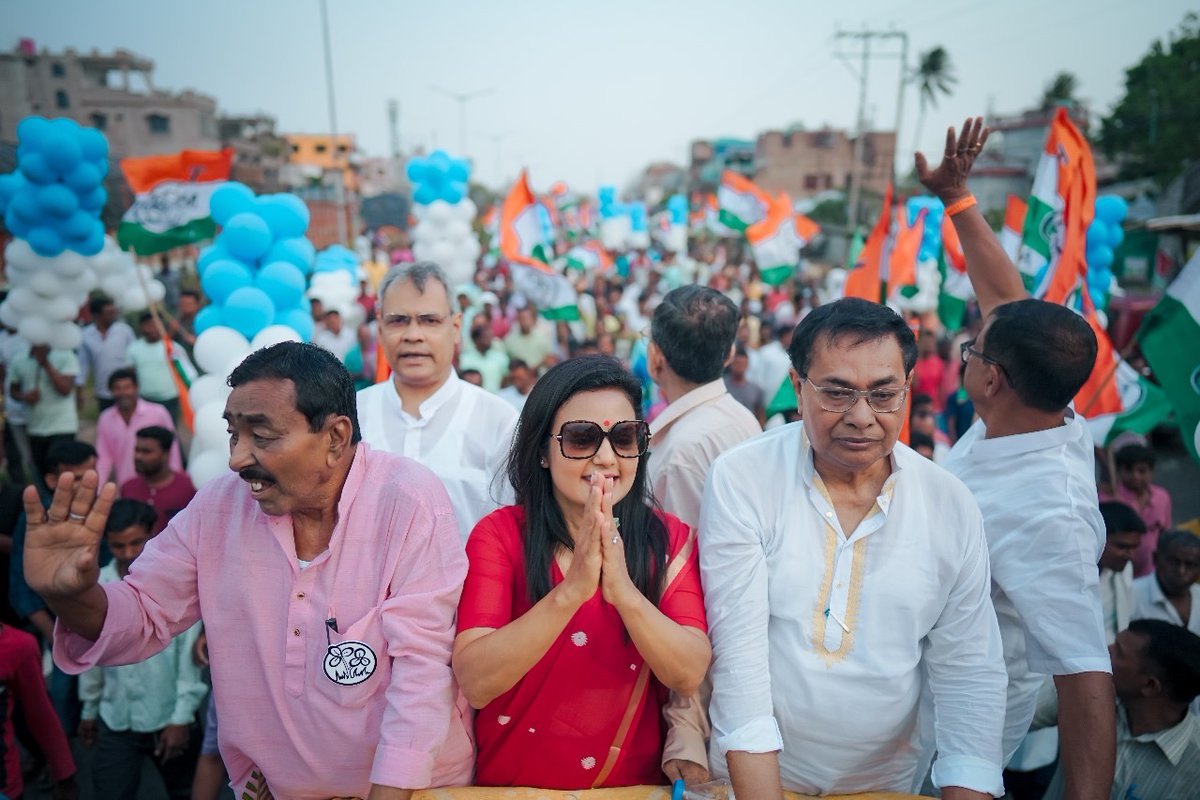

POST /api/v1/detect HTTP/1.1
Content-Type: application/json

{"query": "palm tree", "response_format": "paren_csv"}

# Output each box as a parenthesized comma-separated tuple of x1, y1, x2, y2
(1040, 71, 1079, 109)
(912, 46, 958, 152)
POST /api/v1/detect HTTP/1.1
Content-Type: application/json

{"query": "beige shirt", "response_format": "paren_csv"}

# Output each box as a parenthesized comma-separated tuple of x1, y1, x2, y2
(648, 379, 761, 769)
(1100, 563, 1135, 645)
(647, 379, 761, 528)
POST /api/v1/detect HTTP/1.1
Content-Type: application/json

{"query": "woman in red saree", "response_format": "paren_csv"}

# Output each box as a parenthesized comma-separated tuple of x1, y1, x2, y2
(454, 355, 711, 790)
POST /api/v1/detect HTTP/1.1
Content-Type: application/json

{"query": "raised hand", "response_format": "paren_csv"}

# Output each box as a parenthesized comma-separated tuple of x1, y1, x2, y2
(599, 477, 640, 611)
(915, 116, 990, 203)
(23, 471, 116, 600)
(558, 473, 604, 606)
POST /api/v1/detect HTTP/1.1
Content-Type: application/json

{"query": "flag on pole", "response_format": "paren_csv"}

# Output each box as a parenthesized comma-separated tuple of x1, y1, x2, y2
(717, 171, 771, 232)
(844, 184, 894, 304)
(937, 214, 975, 330)
(564, 240, 613, 273)
(1138, 251, 1200, 461)
(1015, 108, 1096, 302)
(886, 208, 927, 299)
(500, 170, 580, 321)
(999, 195, 1027, 263)
(1085, 359, 1173, 447)
(163, 336, 195, 432)
(746, 193, 804, 286)
(118, 149, 233, 255)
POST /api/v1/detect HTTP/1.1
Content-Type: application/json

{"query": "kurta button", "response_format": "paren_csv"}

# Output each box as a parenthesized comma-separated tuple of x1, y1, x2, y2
(297, 592, 305, 599)
(293, 628, 301, 636)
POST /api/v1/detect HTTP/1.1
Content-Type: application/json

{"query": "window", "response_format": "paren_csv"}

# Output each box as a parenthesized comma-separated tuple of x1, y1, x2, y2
(804, 174, 819, 190)
(51, 62, 65, 77)
(90, 112, 107, 131)
(315, 143, 328, 154)
(147, 113, 170, 134)
(337, 144, 348, 154)
(55, 90, 69, 109)
(824, 174, 834, 189)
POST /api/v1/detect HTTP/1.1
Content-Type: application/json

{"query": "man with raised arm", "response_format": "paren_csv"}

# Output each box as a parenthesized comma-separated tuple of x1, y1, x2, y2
(920, 117, 1116, 800)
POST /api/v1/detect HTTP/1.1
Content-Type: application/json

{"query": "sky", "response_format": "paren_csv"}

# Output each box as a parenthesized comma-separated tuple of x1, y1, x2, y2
(3, 0, 1194, 194)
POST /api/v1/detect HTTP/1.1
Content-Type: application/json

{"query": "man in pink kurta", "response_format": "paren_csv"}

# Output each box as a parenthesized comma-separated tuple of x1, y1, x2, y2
(94, 368, 182, 487)
(34, 343, 473, 799)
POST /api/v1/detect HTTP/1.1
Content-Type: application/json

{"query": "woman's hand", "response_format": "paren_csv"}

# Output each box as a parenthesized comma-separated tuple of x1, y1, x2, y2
(557, 473, 604, 608)
(599, 477, 641, 611)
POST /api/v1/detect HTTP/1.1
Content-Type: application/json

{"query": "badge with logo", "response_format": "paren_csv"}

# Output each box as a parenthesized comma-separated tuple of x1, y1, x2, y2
(323, 640, 377, 686)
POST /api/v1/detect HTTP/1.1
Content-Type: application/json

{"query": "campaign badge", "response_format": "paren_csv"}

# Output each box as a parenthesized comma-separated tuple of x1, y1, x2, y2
(323, 640, 377, 686)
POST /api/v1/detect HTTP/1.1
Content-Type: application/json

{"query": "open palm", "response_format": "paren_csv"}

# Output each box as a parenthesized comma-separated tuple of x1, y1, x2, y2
(23, 472, 115, 599)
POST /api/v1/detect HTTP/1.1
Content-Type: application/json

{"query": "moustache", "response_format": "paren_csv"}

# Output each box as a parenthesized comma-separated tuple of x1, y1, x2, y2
(239, 468, 275, 483)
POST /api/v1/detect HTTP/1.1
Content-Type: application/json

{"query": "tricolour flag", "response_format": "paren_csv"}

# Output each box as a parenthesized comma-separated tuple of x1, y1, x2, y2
(1015, 108, 1095, 302)
(564, 240, 613, 273)
(998, 195, 1027, 263)
(844, 184, 894, 303)
(717, 171, 771, 232)
(938, 213, 975, 330)
(1138, 251, 1200, 461)
(746, 193, 803, 286)
(500, 170, 580, 321)
(118, 149, 233, 255)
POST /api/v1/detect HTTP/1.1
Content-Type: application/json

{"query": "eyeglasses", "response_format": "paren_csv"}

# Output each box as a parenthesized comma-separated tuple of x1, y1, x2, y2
(550, 420, 650, 460)
(803, 378, 909, 413)
(960, 339, 1009, 377)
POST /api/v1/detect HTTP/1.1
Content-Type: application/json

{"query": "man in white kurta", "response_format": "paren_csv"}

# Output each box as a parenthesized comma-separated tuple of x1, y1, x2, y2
(358, 262, 517, 541)
(701, 298, 1006, 798)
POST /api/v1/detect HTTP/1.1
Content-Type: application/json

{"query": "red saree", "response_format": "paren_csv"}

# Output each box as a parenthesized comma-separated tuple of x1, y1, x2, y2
(458, 505, 707, 789)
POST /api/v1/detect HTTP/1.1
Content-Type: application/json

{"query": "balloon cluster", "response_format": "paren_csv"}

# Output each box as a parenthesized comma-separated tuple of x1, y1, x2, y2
(1086, 195, 1128, 310)
(405, 150, 471, 205)
(596, 186, 649, 250)
(307, 244, 366, 331)
(194, 182, 316, 344)
(657, 195, 689, 252)
(0, 117, 108, 257)
(0, 240, 96, 351)
(908, 196, 946, 264)
(407, 151, 480, 286)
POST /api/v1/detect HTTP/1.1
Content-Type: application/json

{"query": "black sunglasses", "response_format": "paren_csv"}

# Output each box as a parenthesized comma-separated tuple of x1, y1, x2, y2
(550, 420, 651, 460)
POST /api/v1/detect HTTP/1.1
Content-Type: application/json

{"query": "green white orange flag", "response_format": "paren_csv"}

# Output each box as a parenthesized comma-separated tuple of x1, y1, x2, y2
(937, 213, 975, 330)
(564, 240, 613, 273)
(1015, 108, 1096, 302)
(746, 193, 807, 286)
(118, 149, 233, 255)
(844, 184, 894, 303)
(1137, 251, 1200, 461)
(717, 171, 771, 232)
(500, 170, 579, 321)
(999, 195, 1027, 263)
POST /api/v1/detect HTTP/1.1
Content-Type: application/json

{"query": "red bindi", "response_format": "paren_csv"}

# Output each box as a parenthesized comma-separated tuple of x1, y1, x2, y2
(602, 419, 612, 428)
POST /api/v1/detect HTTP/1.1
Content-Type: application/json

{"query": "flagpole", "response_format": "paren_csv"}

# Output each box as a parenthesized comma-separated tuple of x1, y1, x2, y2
(320, 0, 348, 245)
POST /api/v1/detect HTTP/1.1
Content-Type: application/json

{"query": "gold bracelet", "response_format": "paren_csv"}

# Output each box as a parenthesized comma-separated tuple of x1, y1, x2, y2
(945, 194, 977, 217)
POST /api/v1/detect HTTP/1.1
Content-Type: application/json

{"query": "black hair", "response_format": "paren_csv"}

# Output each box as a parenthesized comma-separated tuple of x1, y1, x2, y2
(650, 285, 740, 383)
(136, 425, 175, 451)
(911, 393, 934, 410)
(228, 342, 361, 444)
(45, 440, 97, 473)
(104, 498, 157, 536)
(459, 368, 482, 380)
(1126, 619, 1200, 704)
(1157, 529, 1200, 556)
(1099, 500, 1147, 536)
(138, 311, 154, 325)
(984, 299, 1097, 412)
(788, 297, 918, 378)
(88, 295, 114, 316)
(505, 355, 667, 606)
(107, 366, 139, 390)
(909, 431, 936, 452)
(1115, 443, 1156, 470)
(180, 289, 201, 302)
(509, 359, 531, 372)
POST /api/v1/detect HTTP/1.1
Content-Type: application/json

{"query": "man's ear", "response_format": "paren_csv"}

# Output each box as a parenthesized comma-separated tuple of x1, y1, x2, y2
(327, 416, 355, 462)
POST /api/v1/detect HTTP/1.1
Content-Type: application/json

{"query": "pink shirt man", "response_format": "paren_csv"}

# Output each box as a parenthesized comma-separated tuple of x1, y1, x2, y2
(94, 399, 182, 487)
(1099, 482, 1172, 577)
(54, 444, 473, 798)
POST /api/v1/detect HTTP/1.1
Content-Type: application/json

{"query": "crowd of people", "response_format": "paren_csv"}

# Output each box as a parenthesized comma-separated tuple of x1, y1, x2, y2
(2, 118, 1197, 800)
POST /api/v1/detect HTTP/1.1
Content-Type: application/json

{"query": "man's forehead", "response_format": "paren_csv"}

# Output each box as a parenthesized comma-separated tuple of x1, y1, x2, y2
(381, 280, 452, 314)
(225, 379, 300, 420)
(809, 332, 906, 372)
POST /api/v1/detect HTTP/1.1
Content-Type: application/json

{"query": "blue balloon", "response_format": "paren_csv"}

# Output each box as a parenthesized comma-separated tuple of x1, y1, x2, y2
(209, 182, 256, 226)
(60, 210, 95, 239)
(72, 226, 105, 256)
(441, 182, 466, 205)
(255, 261, 307, 309)
(20, 153, 57, 184)
(201, 259, 253, 305)
(194, 305, 224, 335)
(265, 237, 316, 271)
(447, 158, 470, 183)
(256, 193, 309, 239)
(78, 127, 108, 161)
(9, 187, 41, 225)
(413, 183, 438, 205)
(197, 243, 232, 275)
(1086, 244, 1114, 271)
(16, 117, 51, 149)
(222, 286, 276, 339)
(1107, 223, 1125, 249)
(38, 184, 79, 218)
(405, 158, 429, 184)
(4, 209, 29, 238)
(42, 130, 82, 173)
(0, 173, 23, 209)
(63, 162, 102, 192)
(26, 226, 64, 257)
(1086, 222, 1107, 249)
(79, 186, 106, 212)
(1095, 195, 1128, 225)
(220, 212, 273, 262)
(278, 306, 315, 342)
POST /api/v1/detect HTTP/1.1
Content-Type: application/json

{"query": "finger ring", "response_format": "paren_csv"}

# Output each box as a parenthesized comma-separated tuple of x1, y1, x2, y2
(69, 512, 86, 522)
(611, 535, 619, 545)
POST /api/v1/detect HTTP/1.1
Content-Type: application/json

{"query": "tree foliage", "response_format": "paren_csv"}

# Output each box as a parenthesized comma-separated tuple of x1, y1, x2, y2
(1040, 72, 1079, 109)
(911, 47, 957, 152)
(1099, 13, 1200, 185)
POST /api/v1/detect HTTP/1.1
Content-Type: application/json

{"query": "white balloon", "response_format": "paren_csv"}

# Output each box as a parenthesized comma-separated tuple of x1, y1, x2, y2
(3, 240, 38, 270)
(101, 275, 127, 300)
(187, 449, 230, 488)
(64, 270, 97, 297)
(457, 236, 482, 261)
(250, 324, 302, 351)
(411, 223, 438, 245)
(121, 286, 150, 312)
(342, 304, 365, 329)
(45, 295, 81, 322)
(17, 315, 53, 345)
(194, 326, 252, 375)
(426, 200, 454, 224)
(442, 259, 475, 287)
(48, 323, 82, 351)
(412, 242, 435, 262)
(6, 288, 38, 315)
(0, 300, 22, 330)
(137, 264, 156, 284)
(188, 373, 231, 410)
(411, 203, 427, 221)
(29, 272, 64, 297)
(430, 241, 455, 266)
(147, 280, 166, 303)
(50, 252, 89, 278)
(452, 198, 478, 222)
(193, 400, 231, 453)
(443, 220, 471, 240)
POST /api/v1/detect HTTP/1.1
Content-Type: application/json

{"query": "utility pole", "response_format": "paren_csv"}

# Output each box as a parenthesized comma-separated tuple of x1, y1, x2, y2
(387, 99, 401, 161)
(834, 27, 908, 230)
(429, 85, 494, 158)
(319, 0, 348, 245)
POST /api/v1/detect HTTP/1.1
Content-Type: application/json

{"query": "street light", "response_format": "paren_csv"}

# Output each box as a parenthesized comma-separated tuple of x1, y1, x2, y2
(429, 85, 494, 158)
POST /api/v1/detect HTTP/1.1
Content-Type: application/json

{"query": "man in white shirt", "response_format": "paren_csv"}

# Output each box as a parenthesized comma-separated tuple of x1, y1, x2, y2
(313, 309, 358, 361)
(357, 262, 517, 541)
(1132, 530, 1200, 635)
(1100, 501, 1149, 643)
(78, 296, 136, 412)
(921, 116, 1116, 798)
(748, 322, 793, 406)
(77, 499, 206, 799)
(701, 297, 1006, 799)
(125, 312, 195, 425)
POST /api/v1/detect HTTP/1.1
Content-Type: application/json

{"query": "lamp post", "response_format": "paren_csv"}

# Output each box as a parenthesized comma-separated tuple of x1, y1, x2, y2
(320, 0, 347, 244)
(429, 85, 494, 158)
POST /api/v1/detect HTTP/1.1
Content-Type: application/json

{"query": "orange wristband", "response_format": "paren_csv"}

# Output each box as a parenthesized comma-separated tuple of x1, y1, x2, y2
(945, 194, 977, 217)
